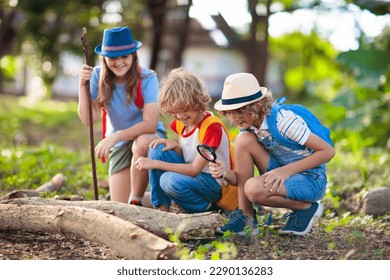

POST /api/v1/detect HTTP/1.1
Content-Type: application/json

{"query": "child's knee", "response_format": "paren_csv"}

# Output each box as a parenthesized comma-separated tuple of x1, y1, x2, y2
(148, 144, 165, 160)
(160, 172, 176, 194)
(244, 176, 266, 203)
(133, 135, 155, 155)
(234, 132, 257, 151)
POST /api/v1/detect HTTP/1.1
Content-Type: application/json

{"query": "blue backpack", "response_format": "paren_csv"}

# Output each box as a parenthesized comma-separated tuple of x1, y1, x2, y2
(266, 97, 333, 150)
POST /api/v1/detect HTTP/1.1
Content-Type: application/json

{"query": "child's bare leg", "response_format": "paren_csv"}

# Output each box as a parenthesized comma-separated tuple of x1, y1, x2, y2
(130, 134, 159, 200)
(245, 176, 311, 210)
(109, 167, 130, 203)
(141, 191, 153, 208)
(234, 132, 270, 218)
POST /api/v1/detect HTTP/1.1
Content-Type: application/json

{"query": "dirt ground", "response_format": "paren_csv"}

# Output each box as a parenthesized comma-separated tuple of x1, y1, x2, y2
(0, 216, 388, 260)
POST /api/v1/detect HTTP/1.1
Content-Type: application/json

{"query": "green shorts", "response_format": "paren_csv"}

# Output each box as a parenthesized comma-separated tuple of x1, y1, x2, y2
(109, 141, 133, 176)
(108, 129, 167, 176)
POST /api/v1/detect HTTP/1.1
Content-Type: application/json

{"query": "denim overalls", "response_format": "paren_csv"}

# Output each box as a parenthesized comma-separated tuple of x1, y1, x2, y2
(249, 128, 328, 202)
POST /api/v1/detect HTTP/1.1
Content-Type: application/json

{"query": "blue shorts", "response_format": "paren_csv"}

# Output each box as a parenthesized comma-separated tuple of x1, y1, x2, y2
(266, 154, 327, 202)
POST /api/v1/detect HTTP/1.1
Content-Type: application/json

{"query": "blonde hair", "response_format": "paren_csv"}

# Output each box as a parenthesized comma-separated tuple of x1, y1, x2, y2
(97, 53, 140, 109)
(218, 95, 274, 120)
(159, 67, 211, 115)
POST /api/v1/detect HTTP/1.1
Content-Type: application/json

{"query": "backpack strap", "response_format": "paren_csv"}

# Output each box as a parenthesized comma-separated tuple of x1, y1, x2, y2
(134, 67, 144, 108)
(198, 116, 234, 169)
(198, 116, 238, 211)
(275, 96, 286, 105)
(173, 119, 184, 137)
(100, 69, 143, 163)
(267, 96, 306, 150)
(198, 116, 224, 142)
(101, 108, 107, 163)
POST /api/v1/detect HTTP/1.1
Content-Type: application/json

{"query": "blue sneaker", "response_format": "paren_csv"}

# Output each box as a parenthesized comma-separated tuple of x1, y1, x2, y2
(215, 209, 258, 236)
(279, 202, 323, 236)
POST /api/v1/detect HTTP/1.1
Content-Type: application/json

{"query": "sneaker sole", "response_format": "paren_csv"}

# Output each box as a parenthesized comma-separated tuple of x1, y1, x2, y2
(279, 203, 323, 236)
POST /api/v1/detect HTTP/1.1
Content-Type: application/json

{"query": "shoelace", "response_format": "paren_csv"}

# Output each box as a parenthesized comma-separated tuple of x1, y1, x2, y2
(283, 211, 300, 227)
(226, 210, 245, 225)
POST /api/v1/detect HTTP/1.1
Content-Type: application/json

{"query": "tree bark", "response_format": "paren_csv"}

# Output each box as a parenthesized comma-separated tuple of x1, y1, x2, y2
(0, 204, 177, 260)
(148, 0, 168, 70)
(1, 197, 221, 240)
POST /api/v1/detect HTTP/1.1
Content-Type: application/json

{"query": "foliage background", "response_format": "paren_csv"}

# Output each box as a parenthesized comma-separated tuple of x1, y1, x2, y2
(0, 0, 389, 260)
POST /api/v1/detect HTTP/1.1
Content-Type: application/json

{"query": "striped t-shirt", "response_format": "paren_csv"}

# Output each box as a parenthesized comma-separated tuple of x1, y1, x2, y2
(276, 108, 310, 145)
(252, 109, 312, 156)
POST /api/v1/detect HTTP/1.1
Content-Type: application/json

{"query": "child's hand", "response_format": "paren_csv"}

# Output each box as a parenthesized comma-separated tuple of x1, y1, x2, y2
(79, 64, 93, 85)
(149, 139, 177, 151)
(208, 159, 227, 179)
(134, 157, 156, 170)
(95, 134, 118, 160)
(263, 167, 291, 193)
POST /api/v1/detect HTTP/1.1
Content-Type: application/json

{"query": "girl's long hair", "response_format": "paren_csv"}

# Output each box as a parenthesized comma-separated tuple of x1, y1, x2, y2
(97, 52, 140, 109)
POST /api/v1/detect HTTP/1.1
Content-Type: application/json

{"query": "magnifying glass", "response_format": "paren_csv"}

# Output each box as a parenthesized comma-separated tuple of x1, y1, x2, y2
(197, 144, 217, 163)
(197, 144, 225, 179)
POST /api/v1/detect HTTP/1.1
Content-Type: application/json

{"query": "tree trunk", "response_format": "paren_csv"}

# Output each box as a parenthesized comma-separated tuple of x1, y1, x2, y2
(172, 0, 192, 67)
(1, 197, 221, 240)
(0, 204, 177, 260)
(211, 0, 272, 85)
(148, 0, 168, 70)
(0, 8, 17, 92)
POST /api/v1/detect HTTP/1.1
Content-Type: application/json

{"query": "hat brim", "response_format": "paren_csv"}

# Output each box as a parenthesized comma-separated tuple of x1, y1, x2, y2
(214, 87, 269, 111)
(94, 41, 142, 58)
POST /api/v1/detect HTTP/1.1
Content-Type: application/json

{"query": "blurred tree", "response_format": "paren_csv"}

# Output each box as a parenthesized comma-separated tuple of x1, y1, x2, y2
(1, 0, 389, 107)
(210, 0, 272, 85)
(352, 0, 390, 15)
(270, 31, 341, 101)
(0, 0, 146, 95)
(147, 0, 168, 70)
(0, 0, 107, 95)
(0, 1, 18, 92)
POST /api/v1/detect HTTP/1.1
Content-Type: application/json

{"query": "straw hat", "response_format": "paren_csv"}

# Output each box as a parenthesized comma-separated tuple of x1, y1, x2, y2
(95, 26, 142, 58)
(214, 73, 269, 111)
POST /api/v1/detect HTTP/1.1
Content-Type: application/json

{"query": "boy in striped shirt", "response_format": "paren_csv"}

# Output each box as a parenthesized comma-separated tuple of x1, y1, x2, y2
(210, 73, 335, 236)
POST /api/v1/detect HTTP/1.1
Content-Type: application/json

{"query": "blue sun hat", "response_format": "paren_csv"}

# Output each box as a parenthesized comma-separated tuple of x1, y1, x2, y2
(94, 26, 142, 58)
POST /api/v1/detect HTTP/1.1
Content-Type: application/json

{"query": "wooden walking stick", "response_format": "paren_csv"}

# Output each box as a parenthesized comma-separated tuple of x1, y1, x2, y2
(81, 27, 99, 200)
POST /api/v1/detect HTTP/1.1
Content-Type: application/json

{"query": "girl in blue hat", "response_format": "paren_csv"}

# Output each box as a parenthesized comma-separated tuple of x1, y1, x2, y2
(78, 26, 166, 205)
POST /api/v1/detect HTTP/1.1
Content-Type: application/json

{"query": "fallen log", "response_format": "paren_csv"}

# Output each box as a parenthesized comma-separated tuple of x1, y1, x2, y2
(0, 173, 65, 201)
(1, 197, 221, 240)
(0, 204, 177, 260)
(36, 173, 65, 193)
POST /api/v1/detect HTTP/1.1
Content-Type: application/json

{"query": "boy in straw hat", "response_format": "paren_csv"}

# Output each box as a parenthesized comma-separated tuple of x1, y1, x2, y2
(209, 73, 335, 236)
(79, 26, 166, 205)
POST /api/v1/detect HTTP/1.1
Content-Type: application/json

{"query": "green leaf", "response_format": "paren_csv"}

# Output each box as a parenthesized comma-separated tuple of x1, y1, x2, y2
(337, 49, 390, 89)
